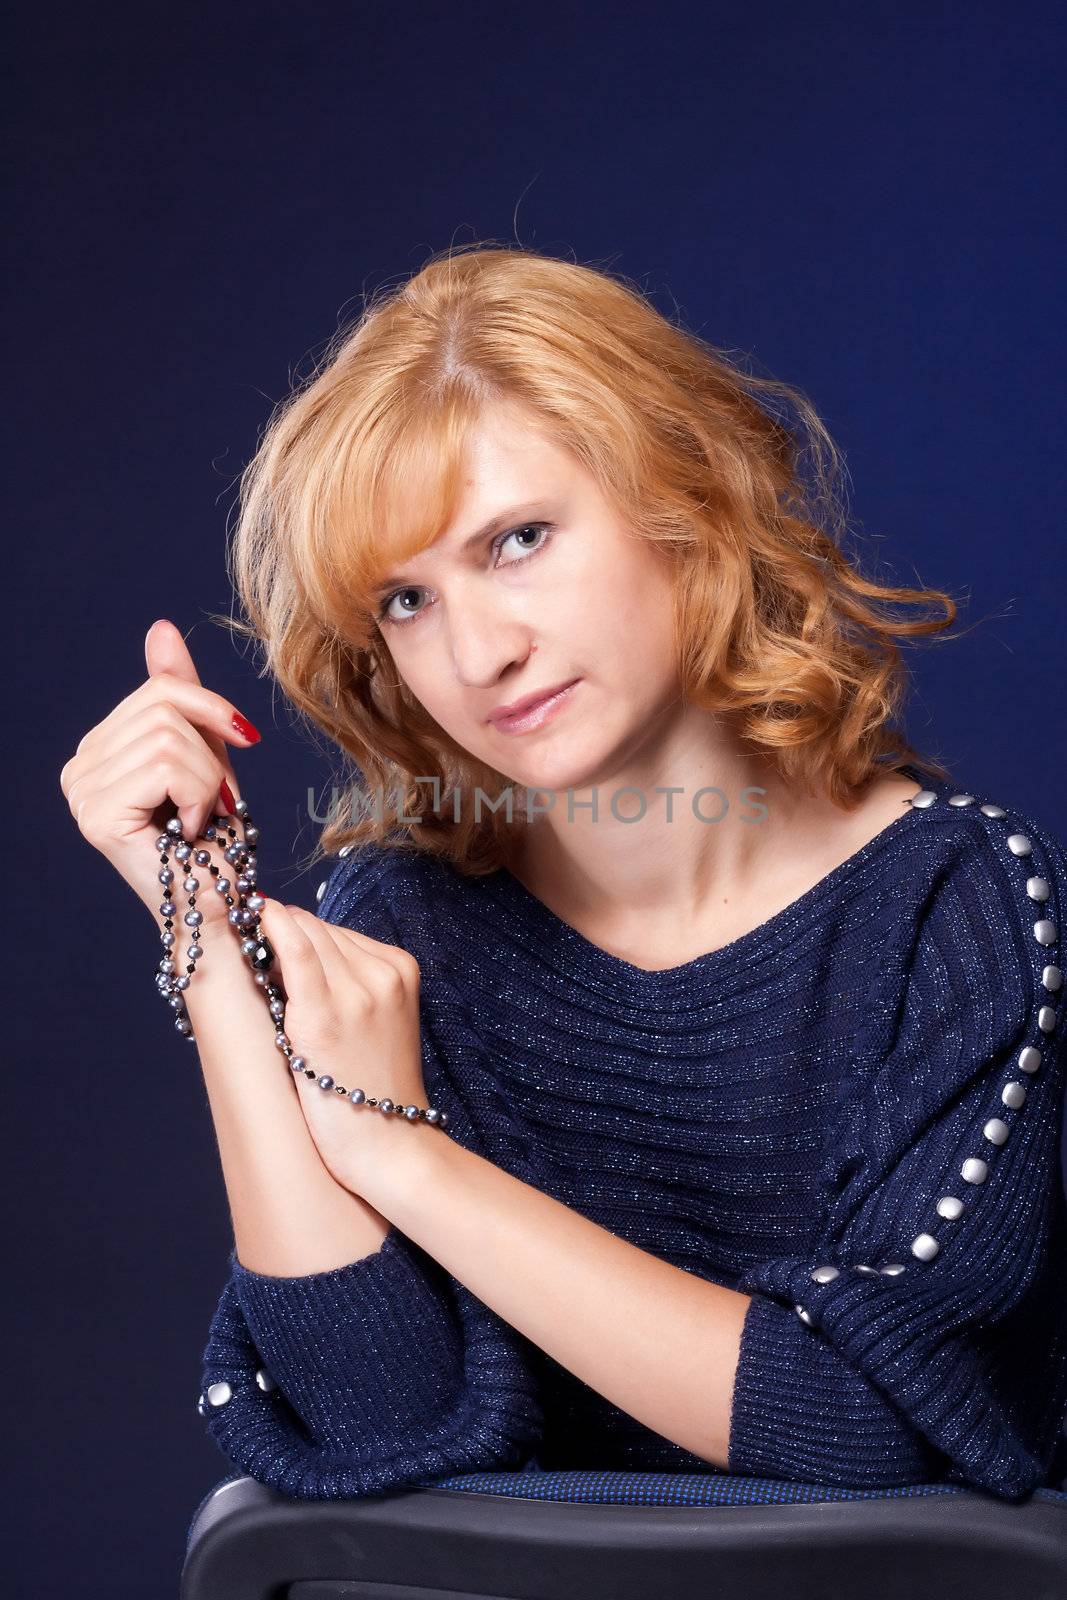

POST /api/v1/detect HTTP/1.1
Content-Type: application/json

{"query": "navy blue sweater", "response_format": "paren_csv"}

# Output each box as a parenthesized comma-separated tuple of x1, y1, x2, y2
(198, 765, 1067, 1502)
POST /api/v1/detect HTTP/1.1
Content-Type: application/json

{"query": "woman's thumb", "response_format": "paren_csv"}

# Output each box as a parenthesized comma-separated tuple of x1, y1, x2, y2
(145, 618, 202, 685)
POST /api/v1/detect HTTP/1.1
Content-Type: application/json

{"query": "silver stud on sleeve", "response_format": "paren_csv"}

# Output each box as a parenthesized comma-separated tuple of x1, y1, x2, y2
(911, 1233, 940, 1261)
(1019, 1046, 1042, 1073)
(1034, 919, 1058, 946)
(980, 803, 1006, 818)
(961, 1158, 989, 1185)
(1001, 1081, 1027, 1109)
(315, 880, 327, 903)
(206, 1380, 233, 1407)
(795, 1304, 815, 1326)
(1027, 877, 1051, 902)
(983, 1118, 1010, 1146)
(338, 843, 354, 857)
(1008, 833, 1033, 857)
(255, 1368, 277, 1392)
(880, 1263, 908, 1275)
(948, 793, 976, 806)
(197, 1392, 208, 1417)
(936, 1196, 964, 1219)
(907, 790, 938, 808)
(1038, 1006, 1058, 1033)
(810, 1264, 840, 1283)
(1042, 965, 1062, 992)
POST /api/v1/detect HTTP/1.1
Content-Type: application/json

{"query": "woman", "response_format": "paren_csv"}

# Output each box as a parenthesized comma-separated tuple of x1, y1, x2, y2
(60, 244, 1067, 1505)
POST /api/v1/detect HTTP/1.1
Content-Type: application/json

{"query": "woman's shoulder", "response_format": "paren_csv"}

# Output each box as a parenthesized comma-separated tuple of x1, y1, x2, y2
(885, 772, 1066, 1035)
(312, 834, 475, 945)
(899, 769, 1067, 906)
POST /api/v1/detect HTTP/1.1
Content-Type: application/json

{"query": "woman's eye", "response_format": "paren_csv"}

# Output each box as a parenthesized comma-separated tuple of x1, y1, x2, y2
(377, 522, 555, 627)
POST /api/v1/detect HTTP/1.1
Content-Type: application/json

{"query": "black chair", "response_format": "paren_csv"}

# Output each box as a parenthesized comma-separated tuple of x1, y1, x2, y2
(181, 1464, 1067, 1600)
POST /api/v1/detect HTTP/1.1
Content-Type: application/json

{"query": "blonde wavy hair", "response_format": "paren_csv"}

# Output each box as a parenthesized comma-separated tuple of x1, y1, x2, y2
(218, 241, 963, 877)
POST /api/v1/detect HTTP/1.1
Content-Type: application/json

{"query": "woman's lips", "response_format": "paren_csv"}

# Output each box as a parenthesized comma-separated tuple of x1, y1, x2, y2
(489, 678, 581, 734)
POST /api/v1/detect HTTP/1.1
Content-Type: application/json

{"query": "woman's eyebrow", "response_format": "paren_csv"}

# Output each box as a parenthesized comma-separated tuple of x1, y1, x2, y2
(372, 503, 550, 595)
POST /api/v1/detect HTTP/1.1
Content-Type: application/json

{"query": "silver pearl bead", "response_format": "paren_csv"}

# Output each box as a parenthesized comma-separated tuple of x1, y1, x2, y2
(206, 1381, 232, 1407)
(1027, 877, 1051, 902)
(1018, 1046, 1042, 1073)
(961, 1157, 988, 1184)
(166, 818, 183, 835)
(911, 1233, 939, 1260)
(404, 1104, 421, 1120)
(183, 876, 199, 893)
(215, 877, 230, 894)
(1034, 920, 1058, 946)
(348, 1087, 366, 1104)
(937, 1196, 964, 1219)
(983, 1118, 1009, 1146)
(318, 1075, 334, 1090)
(184, 909, 203, 927)
(1001, 1081, 1027, 1109)
(290, 1056, 306, 1072)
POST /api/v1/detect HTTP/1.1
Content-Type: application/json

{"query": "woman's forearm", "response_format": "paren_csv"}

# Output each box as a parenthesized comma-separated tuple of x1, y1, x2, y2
(172, 915, 392, 1276)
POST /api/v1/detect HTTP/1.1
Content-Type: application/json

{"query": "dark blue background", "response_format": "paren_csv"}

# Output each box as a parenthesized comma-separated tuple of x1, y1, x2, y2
(13, 4, 1065, 1594)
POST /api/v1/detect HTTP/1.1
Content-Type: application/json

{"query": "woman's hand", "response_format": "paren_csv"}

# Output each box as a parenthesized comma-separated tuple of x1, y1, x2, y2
(258, 900, 432, 1197)
(58, 618, 261, 929)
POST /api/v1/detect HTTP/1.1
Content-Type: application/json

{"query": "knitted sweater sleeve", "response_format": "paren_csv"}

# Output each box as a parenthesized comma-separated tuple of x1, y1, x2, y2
(198, 847, 543, 1499)
(727, 820, 1067, 1502)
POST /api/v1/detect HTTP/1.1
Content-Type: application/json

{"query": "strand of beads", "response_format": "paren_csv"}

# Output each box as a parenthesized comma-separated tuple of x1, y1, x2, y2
(153, 797, 448, 1132)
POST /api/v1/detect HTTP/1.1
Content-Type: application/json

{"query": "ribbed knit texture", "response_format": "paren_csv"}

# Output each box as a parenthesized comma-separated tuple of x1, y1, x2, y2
(199, 764, 1067, 1503)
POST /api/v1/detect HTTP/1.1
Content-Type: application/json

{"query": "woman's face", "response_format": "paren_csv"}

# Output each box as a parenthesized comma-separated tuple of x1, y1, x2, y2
(372, 400, 682, 797)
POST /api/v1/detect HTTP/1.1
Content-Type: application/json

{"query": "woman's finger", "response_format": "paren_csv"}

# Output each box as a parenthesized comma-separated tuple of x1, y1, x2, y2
(258, 901, 332, 1016)
(283, 907, 418, 998)
(64, 705, 233, 839)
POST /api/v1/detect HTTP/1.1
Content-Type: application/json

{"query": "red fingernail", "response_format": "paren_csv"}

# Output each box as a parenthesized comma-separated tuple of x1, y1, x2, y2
(231, 712, 262, 743)
(219, 779, 236, 814)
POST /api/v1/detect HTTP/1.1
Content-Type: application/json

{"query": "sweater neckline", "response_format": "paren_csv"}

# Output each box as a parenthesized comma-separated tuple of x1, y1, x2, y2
(485, 763, 944, 988)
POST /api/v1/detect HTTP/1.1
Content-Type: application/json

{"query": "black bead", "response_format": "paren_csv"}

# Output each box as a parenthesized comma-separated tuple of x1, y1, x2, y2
(249, 937, 274, 971)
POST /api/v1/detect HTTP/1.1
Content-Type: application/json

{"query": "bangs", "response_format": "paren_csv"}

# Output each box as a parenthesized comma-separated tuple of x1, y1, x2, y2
(311, 385, 484, 643)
